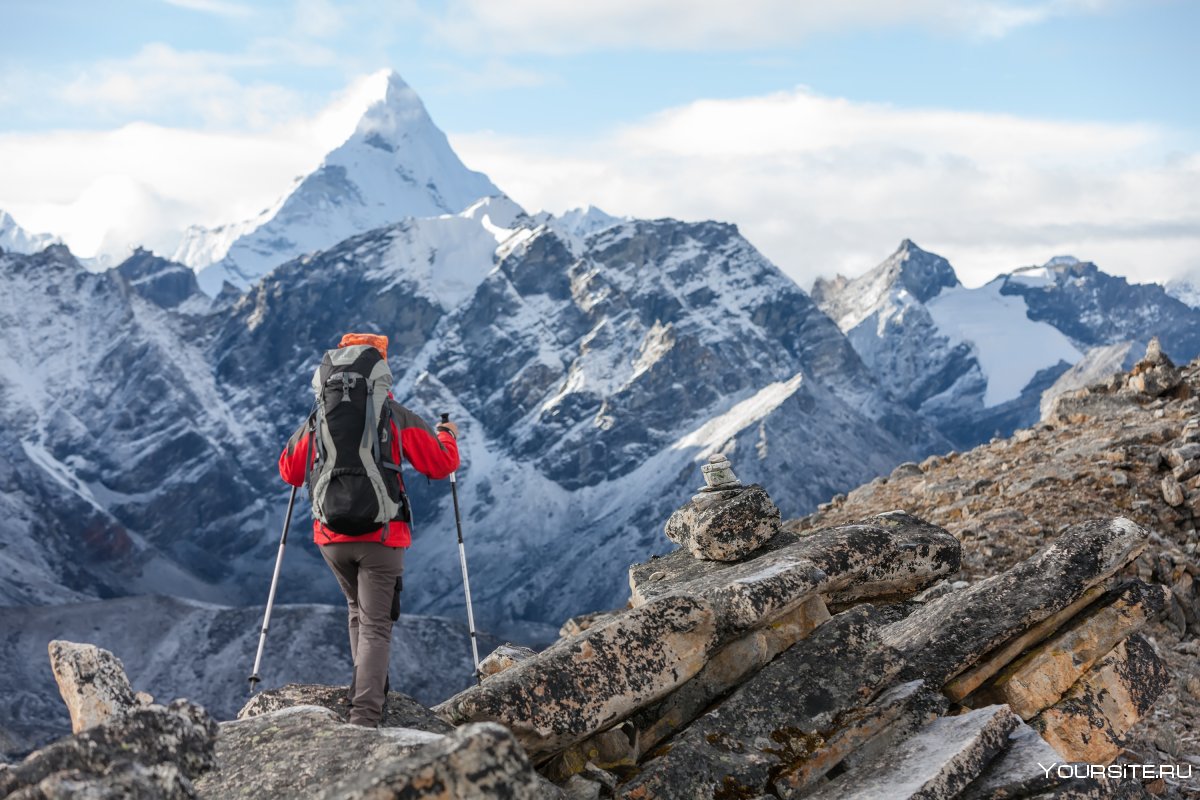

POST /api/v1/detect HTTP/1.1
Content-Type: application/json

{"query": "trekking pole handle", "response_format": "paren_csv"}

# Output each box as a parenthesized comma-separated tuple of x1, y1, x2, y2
(439, 414, 457, 486)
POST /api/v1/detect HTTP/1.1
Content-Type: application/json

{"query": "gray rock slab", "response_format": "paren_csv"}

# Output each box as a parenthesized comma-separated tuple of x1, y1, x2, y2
(881, 517, 1148, 686)
(616, 606, 903, 800)
(434, 594, 717, 759)
(804, 704, 1020, 800)
(772, 679, 948, 798)
(321, 722, 550, 800)
(196, 705, 444, 798)
(238, 683, 453, 733)
(631, 512, 960, 619)
(960, 719, 1073, 799)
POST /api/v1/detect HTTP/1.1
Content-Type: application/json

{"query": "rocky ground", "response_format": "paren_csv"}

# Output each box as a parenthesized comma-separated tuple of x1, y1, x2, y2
(791, 341, 1200, 786)
(2, 343, 1196, 799)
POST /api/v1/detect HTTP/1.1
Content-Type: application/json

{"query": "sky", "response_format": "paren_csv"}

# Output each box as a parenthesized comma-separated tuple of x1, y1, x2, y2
(1, 0, 1197, 288)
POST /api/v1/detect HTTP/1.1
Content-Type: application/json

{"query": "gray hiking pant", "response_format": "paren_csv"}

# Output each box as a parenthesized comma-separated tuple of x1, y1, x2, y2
(319, 542, 405, 727)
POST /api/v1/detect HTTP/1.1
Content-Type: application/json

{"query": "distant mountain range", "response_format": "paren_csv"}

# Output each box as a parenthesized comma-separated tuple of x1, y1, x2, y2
(3, 68, 1200, 647)
(814, 242, 1200, 447)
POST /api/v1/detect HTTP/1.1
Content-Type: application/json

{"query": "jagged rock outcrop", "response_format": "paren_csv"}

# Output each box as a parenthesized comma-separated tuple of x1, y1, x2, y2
(48, 641, 140, 734)
(791, 352, 1200, 797)
(618, 606, 908, 799)
(432, 466, 1169, 798)
(1032, 633, 1171, 764)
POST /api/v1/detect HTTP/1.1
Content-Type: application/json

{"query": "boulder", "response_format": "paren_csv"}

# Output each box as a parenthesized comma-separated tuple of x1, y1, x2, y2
(1033, 634, 1170, 763)
(237, 683, 452, 733)
(47, 641, 138, 733)
(196, 705, 444, 798)
(0, 700, 217, 798)
(984, 580, 1168, 719)
(803, 705, 1019, 800)
(617, 606, 903, 799)
(882, 517, 1148, 686)
(818, 512, 962, 604)
(434, 594, 717, 759)
(480, 643, 538, 679)
(664, 484, 781, 561)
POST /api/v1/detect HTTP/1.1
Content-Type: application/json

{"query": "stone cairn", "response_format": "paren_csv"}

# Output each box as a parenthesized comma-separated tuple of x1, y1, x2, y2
(663, 453, 782, 561)
(5, 457, 1177, 799)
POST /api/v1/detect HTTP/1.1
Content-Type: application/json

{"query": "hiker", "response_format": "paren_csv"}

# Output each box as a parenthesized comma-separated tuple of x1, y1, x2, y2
(278, 332, 459, 727)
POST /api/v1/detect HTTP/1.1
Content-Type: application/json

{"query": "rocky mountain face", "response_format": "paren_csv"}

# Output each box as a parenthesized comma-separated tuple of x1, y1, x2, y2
(0, 195, 947, 649)
(179, 70, 500, 294)
(6, 459, 1180, 797)
(795, 343, 1200, 794)
(814, 244, 1200, 449)
(0, 244, 247, 607)
(210, 202, 948, 636)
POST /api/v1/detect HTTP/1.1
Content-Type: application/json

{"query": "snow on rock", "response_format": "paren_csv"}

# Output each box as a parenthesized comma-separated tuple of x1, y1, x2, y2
(926, 278, 1083, 407)
(1166, 276, 1200, 309)
(190, 70, 500, 294)
(0, 209, 60, 254)
(816, 242, 1200, 448)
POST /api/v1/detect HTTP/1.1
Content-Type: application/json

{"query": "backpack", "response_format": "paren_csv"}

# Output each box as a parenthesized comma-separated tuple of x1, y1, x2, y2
(305, 344, 410, 535)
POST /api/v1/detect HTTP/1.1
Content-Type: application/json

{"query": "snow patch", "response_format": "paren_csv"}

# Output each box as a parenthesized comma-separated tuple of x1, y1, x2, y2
(927, 280, 1082, 407)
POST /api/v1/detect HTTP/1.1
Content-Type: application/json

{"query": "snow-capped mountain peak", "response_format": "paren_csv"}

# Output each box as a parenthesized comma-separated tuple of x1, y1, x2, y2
(351, 69, 433, 140)
(187, 70, 501, 295)
(813, 238, 959, 333)
(0, 210, 61, 255)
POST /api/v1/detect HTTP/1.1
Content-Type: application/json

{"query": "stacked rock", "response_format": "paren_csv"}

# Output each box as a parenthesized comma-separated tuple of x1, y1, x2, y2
(1128, 337, 1184, 397)
(664, 453, 781, 561)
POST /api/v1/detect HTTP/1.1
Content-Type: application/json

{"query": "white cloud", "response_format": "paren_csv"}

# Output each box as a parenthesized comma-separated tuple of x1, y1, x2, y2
(450, 86, 1200, 288)
(431, 0, 1117, 53)
(292, 0, 346, 39)
(6, 70, 1196, 292)
(54, 43, 313, 129)
(0, 72, 387, 259)
(163, 0, 254, 18)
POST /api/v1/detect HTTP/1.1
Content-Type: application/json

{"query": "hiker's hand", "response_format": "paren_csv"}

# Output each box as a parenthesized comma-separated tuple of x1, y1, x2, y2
(437, 420, 459, 439)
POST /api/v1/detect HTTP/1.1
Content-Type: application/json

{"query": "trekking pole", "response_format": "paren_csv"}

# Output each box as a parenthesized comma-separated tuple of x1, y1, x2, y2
(248, 484, 298, 694)
(442, 413, 481, 684)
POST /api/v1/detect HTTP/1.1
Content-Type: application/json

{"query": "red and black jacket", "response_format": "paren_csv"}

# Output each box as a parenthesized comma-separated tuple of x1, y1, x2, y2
(278, 398, 459, 547)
